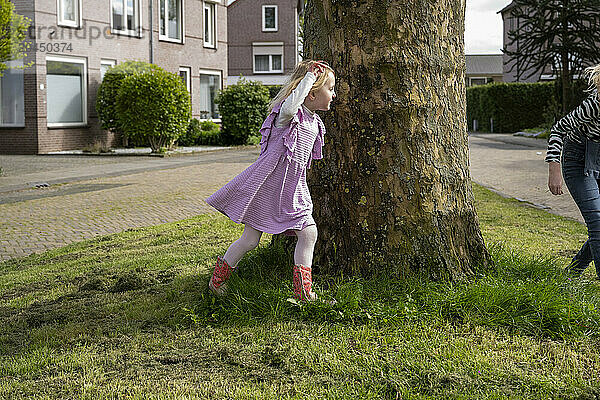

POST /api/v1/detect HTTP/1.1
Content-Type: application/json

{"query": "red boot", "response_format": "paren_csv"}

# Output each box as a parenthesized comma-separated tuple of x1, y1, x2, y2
(208, 256, 234, 296)
(293, 264, 318, 302)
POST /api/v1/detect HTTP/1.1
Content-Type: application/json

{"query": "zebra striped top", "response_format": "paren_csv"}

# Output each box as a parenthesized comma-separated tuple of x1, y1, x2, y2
(545, 91, 600, 163)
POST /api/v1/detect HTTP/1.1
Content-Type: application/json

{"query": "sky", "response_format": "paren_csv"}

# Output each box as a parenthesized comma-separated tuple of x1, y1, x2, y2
(465, 0, 513, 54)
(228, 0, 512, 55)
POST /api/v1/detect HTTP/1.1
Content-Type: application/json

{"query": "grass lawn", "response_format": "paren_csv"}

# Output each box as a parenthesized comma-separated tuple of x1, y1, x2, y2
(1, 184, 600, 399)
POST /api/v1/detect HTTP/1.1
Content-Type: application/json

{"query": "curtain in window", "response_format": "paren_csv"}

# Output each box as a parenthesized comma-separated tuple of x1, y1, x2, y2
(112, 0, 124, 31)
(264, 7, 275, 29)
(199, 74, 220, 119)
(272, 55, 282, 71)
(255, 55, 269, 72)
(0, 61, 24, 126)
(63, 0, 76, 22)
(47, 61, 84, 124)
(168, 0, 181, 40)
(127, 0, 135, 30)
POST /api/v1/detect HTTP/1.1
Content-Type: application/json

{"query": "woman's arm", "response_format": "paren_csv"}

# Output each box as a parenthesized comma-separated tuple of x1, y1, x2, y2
(545, 93, 600, 163)
(276, 72, 316, 128)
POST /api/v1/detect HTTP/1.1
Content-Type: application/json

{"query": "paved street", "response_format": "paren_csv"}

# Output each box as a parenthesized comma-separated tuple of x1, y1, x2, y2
(0, 149, 258, 261)
(0, 135, 583, 262)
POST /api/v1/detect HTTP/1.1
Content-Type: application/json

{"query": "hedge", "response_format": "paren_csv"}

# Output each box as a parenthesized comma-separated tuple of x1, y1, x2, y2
(466, 80, 588, 133)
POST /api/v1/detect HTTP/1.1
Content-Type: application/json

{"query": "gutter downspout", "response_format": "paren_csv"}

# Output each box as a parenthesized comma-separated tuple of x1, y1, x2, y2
(149, 0, 154, 63)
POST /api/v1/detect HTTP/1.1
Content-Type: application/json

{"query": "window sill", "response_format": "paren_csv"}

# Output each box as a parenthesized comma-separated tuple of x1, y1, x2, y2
(160, 36, 184, 44)
(58, 22, 81, 29)
(253, 71, 283, 74)
(0, 124, 25, 128)
(110, 29, 143, 38)
(262, 28, 278, 32)
(48, 123, 88, 129)
(203, 44, 217, 49)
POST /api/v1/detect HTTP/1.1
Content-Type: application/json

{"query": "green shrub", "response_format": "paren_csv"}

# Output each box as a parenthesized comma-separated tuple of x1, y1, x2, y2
(467, 80, 588, 133)
(116, 69, 191, 153)
(178, 119, 222, 146)
(266, 85, 282, 100)
(96, 61, 162, 144)
(215, 78, 270, 145)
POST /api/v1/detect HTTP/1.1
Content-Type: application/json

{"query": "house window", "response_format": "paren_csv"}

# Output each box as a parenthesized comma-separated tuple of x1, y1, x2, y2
(0, 60, 25, 127)
(204, 2, 216, 48)
(198, 69, 221, 120)
(100, 59, 116, 81)
(179, 66, 191, 93)
(57, 0, 81, 28)
(111, 0, 141, 36)
(160, 0, 183, 42)
(262, 5, 278, 32)
(469, 77, 488, 86)
(253, 42, 284, 73)
(46, 56, 87, 127)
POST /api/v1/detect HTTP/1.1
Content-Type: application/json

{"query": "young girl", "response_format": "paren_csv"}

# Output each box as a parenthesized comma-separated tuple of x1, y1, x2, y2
(206, 60, 336, 301)
(547, 64, 600, 278)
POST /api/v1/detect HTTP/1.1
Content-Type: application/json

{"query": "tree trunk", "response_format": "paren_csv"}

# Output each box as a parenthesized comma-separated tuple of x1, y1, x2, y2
(302, 0, 490, 279)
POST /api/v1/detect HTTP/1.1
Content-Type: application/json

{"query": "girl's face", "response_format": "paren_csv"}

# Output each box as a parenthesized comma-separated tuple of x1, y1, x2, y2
(311, 72, 336, 111)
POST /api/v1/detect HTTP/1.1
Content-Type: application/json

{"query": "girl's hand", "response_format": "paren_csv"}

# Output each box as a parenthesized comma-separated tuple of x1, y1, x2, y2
(309, 61, 327, 77)
(548, 162, 563, 195)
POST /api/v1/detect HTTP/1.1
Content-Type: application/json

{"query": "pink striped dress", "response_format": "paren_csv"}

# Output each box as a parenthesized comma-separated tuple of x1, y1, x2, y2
(206, 99, 325, 235)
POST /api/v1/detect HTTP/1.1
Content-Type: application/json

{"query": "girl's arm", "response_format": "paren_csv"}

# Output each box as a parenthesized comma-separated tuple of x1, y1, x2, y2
(545, 92, 600, 163)
(276, 72, 317, 128)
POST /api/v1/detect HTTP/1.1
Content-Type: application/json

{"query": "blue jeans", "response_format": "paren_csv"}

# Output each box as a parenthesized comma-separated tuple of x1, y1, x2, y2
(562, 137, 600, 277)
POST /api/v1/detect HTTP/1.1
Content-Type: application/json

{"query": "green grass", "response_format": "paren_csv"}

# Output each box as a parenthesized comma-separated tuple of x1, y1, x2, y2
(2, 184, 600, 399)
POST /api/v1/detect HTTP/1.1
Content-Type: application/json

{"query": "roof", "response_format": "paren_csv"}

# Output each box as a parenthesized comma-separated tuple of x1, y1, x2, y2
(498, 1, 516, 15)
(465, 54, 503, 75)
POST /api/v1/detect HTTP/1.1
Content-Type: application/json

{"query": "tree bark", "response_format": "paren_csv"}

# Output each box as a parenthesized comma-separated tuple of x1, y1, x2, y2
(303, 0, 490, 279)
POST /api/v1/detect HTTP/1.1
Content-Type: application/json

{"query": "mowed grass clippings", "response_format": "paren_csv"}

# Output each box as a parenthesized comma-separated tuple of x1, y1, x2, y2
(1, 185, 600, 399)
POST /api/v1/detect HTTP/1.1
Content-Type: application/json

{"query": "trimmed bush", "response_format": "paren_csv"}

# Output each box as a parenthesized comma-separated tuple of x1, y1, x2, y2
(96, 61, 162, 142)
(467, 80, 588, 133)
(215, 78, 270, 145)
(178, 119, 221, 146)
(466, 82, 555, 133)
(116, 69, 191, 153)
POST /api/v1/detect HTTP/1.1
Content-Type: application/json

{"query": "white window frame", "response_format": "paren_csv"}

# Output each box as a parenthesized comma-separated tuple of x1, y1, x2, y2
(160, 0, 185, 43)
(262, 5, 278, 32)
(100, 59, 117, 81)
(110, 0, 142, 37)
(57, 0, 82, 28)
(46, 55, 88, 128)
(179, 66, 192, 94)
(0, 60, 25, 128)
(203, 1, 216, 48)
(198, 68, 222, 122)
(468, 77, 488, 86)
(252, 42, 284, 74)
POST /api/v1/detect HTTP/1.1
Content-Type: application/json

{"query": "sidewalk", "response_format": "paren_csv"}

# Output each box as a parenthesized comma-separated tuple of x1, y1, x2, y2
(468, 133, 582, 223)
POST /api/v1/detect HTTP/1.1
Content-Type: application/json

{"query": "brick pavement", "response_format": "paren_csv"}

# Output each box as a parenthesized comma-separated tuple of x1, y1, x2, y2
(0, 149, 258, 261)
(0, 135, 584, 262)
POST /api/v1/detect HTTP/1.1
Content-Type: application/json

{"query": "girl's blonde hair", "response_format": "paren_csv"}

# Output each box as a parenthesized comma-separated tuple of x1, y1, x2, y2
(269, 60, 335, 112)
(585, 64, 600, 92)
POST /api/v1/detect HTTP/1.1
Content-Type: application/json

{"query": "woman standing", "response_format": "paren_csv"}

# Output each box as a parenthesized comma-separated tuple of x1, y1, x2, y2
(547, 65, 600, 277)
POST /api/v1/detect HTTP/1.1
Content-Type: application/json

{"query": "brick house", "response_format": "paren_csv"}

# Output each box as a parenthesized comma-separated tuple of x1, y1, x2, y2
(227, 0, 303, 86)
(1, 0, 227, 154)
(465, 54, 503, 86)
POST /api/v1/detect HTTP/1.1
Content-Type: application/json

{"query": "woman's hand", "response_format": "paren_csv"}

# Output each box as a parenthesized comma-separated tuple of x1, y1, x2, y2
(309, 61, 327, 77)
(548, 162, 564, 195)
